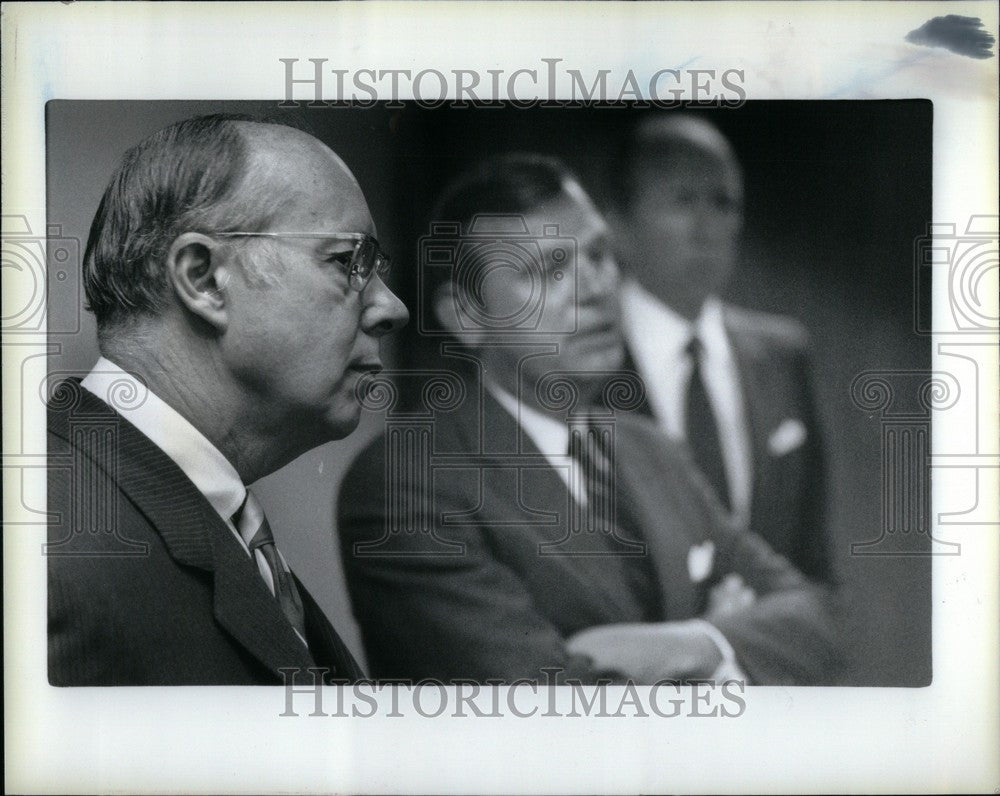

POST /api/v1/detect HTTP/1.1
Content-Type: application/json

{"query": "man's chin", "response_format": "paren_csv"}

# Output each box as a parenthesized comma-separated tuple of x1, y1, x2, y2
(573, 340, 627, 375)
(327, 407, 363, 441)
(304, 401, 363, 445)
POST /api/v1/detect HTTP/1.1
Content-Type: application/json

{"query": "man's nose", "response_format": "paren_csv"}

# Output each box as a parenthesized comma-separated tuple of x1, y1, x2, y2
(362, 276, 409, 336)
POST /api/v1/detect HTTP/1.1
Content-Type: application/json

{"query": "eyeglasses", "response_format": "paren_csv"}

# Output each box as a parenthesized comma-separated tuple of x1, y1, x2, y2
(215, 232, 390, 292)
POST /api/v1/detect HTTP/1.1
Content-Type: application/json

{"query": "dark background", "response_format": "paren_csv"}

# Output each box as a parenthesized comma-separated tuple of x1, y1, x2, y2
(47, 100, 932, 685)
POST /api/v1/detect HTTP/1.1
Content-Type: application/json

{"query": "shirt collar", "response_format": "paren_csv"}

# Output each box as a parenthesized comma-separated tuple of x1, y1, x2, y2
(621, 279, 728, 355)
(487, 381, 570, 457)
(621, 279, 692, 355)
(81, 357, 247, 523)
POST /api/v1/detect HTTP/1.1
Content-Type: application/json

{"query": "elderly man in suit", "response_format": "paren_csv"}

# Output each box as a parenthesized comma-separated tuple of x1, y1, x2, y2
(613, 115, 831, 581)
(47, 114, 408, 685)
(338, 153, 838, 685)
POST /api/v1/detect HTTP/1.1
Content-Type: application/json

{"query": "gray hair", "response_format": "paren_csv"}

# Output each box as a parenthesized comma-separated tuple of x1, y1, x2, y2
(83, 113, 281, 333)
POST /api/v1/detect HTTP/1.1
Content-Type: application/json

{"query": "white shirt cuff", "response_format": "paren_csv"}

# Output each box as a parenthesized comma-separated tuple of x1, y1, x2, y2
(686, 619, 748, 683)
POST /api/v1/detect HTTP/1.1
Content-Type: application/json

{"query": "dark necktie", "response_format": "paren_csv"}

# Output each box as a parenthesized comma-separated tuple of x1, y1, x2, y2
(685, 336, 731, 512)
(234, 489, 308, 645)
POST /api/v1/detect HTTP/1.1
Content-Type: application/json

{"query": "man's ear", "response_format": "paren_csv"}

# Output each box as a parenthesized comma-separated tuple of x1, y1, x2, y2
(165, 233, 232, 332)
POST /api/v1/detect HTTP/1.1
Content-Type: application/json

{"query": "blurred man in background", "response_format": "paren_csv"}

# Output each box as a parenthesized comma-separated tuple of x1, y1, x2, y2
(614, 115, 831, 581)
(338, 153, 838, 685)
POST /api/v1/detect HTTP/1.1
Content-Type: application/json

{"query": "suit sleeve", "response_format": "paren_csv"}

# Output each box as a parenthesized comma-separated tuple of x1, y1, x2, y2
(638, 420, 842, 685)
(337, 439, 599, 684)
(792, 340, 833, 583)
(707, 519, 843, 685)
(47, 459, 139, 686)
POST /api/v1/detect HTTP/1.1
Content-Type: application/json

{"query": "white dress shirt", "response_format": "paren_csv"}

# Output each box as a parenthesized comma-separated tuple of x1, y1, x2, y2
(621, 280, 754, 530)
(81, 357, 289, 572)
(488, 383, 585, 505)
(81, 357, 312, 647)
(486, 380, 744, 681)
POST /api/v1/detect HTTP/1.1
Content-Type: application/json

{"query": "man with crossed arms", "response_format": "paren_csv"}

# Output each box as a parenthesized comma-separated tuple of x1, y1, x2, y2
(338, 153, 839, 685)
(614, 114, 831, 582)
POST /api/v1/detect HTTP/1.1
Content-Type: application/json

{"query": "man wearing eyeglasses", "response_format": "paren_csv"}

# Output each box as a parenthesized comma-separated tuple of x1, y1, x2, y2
(47, 114, 408, 685)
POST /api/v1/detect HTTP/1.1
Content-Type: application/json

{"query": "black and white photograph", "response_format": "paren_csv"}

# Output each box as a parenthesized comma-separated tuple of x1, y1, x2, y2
(3, 2, 998, 794)
(43, 99, 931, 689)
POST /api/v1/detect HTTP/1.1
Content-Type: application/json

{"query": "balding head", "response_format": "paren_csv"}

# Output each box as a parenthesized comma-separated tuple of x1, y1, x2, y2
(83, 114, 367, 335)
(618, 114, 742, 208)
(83, 113, 407, 479)
(616, 115, 744, 318)
(236, 121, 373, 243)
(632, 115, 738, 167)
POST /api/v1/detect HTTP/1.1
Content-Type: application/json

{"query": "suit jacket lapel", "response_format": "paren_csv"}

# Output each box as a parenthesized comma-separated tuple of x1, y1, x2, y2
(48, 380, 315, 678)
(723, 314, 774, 511)
(211, 533, 315, 676)
(472, 387, 644, 619)
(296, 577, 365, 682)
(614, 428, 703, 620)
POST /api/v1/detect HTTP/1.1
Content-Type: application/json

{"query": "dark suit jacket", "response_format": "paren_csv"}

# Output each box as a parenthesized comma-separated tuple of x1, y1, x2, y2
(627, 303, 830, 581)
(338, 381, 839, 685)
(47, 379, 362, 686)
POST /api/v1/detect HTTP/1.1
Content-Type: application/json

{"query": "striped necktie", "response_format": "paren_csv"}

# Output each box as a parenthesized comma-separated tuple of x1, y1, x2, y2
(234, 489, 307, 645)
(568, 418, 615, 534)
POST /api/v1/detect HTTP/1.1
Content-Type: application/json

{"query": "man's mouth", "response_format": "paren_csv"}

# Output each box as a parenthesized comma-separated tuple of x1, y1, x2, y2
(351, 360, 384, 374)
(575, 312, 619, 338)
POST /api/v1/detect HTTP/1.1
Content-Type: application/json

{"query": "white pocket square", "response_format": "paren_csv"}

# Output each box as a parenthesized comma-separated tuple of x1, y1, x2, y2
(768, 418, 807, 457)
(687, 540, 715, 584)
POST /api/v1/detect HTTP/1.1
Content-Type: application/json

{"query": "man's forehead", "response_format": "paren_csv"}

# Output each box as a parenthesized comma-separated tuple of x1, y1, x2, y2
(237, 123, 373, 233)
(636, 116, 733, 156)
(634, 148, 744, 197)
(522, 181, 607, 238)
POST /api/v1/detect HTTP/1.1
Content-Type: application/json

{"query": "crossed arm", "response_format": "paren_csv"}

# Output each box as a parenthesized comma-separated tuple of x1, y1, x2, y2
(565, 527, 841, 685)
(338, 439, 841, 686)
